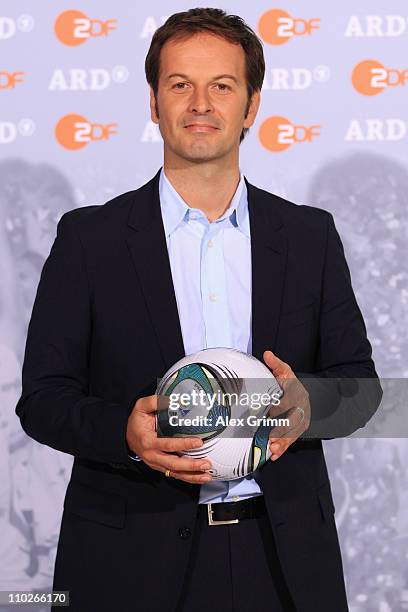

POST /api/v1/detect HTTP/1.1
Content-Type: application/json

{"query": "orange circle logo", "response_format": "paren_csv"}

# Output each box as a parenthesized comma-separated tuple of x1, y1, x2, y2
(352, 60, 385, 95)
(259, 116, 293, 151)
(259, 116, 321, 152)
(54, 10, 88, 46)
(55, 114, 118, 150)
(55, 114, 88, 149)
(352, 59, 408, 95)
(258, 9, 320, 45)
(54, 10, 118, 46)
(258, 9, 292, 45)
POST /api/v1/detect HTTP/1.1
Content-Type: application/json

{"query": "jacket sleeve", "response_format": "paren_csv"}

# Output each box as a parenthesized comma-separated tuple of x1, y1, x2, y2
(15, 211, 141, 470)
(295, 212, 383, 439)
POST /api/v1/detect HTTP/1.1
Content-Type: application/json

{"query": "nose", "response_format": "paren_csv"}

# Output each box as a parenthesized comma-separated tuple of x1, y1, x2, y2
(188, 86, 214, 114)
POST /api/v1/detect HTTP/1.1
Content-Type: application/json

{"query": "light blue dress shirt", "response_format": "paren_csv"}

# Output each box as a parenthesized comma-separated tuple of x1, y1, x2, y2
(158, 167, 263, 505)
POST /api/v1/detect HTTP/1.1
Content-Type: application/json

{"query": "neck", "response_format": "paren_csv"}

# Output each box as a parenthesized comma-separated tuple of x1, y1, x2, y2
(162, 157, 241, 222)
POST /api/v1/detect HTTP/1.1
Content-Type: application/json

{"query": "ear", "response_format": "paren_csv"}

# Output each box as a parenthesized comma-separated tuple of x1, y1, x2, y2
(149, 87, 159, 124)
(243, 90, 261, 129)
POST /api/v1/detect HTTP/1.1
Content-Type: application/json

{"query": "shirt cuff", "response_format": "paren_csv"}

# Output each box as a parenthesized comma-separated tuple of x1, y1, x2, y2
(125, 436, 142, 461)
(128, 452, 142, 461)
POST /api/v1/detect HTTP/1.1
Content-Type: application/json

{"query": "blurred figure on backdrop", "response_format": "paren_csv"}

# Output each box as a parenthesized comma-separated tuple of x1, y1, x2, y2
(308, 152, 408, 379)
(309, 153, 408, 611)
(0, 158, 74, 602)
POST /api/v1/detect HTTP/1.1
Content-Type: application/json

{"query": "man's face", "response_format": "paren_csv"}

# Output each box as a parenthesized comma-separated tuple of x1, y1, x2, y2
(150, 33, 260, 164)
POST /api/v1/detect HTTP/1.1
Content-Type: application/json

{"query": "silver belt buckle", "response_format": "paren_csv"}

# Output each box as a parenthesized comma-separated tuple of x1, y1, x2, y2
(207, 503, 239, 526)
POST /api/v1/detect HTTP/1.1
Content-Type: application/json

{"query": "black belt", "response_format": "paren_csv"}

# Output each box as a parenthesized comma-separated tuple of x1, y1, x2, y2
(197, 495, 266, 526)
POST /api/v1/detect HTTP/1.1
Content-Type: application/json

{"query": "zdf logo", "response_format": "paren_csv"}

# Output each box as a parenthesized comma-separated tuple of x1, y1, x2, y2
(0, 71, 24, 89)
(259, 116, 321, 152)
(55, 114, 118, 150)
(352, 60, 408, 96)
(54, 10, 117, 46)
(258, 9, 320, 45)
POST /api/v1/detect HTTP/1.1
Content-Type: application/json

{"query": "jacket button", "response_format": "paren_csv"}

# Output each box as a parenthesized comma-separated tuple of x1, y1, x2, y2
(178, 527, 191, 540)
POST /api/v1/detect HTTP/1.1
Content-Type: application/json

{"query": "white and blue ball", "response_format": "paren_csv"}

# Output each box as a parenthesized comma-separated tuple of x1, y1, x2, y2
(155, 348, 282, 480)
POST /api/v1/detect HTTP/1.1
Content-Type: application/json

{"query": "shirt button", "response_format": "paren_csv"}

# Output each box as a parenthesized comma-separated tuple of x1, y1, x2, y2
(178, 527, 191, 540)
(232, 496, 240, 502)
(208, 239, 214, 248)
(209, 293, 217, 302)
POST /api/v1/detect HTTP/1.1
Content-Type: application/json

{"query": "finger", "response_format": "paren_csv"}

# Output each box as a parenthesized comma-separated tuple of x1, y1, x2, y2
(269, 428, 288, 441)
(269, 440, 288, 461)
(269, 436, 297, 460)
(268, 378, 306, 416)
(267, 379, 292, 417)
(269, 405, 308, 458)
(263, 350, 293, 378)
(154, 436, 204, 454)
(135, 395, 159, 414)
(269, 407, 306, 440)
(171, 471, 213, 484)
(285, 406, 309, 436)
(156, 466, 213, 484)
(275, 372, 295, 390)
(268, 390, 298, 418)
(285, 415, 309, 442)
(151, 451, 212, 473)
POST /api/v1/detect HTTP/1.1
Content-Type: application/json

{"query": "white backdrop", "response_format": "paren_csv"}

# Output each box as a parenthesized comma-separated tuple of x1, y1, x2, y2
(1, 2, 407, 610)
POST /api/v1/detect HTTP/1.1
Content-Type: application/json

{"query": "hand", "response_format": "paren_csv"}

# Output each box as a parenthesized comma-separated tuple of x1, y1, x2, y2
(263, 350, 311, 461)
(126, 395, 213, 484)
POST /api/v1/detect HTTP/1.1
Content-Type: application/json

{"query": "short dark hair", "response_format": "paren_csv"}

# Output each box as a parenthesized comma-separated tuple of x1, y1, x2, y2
(145, 7, 265, 143)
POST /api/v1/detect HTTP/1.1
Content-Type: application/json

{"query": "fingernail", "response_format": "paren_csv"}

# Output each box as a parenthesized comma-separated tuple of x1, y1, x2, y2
(200, 463, 211, 471)
(202, 475, 212, 481)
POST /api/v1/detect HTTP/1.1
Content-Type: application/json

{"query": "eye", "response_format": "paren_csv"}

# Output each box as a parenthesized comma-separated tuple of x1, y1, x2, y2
(173, 82, 188, 90)
(215, 83, 231, 92)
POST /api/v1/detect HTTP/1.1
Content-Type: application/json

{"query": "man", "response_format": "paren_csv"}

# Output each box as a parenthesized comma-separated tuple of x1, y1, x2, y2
(16, 8, 382, 612)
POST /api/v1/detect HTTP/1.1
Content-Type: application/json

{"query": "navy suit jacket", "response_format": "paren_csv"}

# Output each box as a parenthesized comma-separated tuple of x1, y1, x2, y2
(16, 168, 382, 612)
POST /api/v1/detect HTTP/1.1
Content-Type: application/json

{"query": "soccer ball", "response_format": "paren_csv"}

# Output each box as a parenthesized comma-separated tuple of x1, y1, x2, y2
(155, 348, 282, 480)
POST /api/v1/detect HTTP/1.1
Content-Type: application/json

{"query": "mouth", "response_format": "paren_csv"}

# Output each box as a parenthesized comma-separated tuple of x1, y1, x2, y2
(184, 124, 218, 132)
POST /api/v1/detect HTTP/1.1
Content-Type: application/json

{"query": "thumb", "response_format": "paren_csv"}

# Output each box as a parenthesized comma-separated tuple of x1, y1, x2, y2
(263, 350, 290, 377)
(263, 350, 278, 369)
(135, 395, 162, 414)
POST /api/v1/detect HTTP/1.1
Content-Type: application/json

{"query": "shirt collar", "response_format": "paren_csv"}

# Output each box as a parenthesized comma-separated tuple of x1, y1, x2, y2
(159, 166, 250, 238)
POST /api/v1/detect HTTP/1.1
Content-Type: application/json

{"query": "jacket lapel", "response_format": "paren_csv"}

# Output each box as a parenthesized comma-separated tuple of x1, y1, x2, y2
(125, 168, 185, 372)
(246, 178, 288, 361)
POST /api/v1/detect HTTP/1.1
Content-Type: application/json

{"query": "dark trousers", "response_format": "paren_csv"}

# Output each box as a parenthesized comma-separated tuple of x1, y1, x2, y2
(176, 504, 297, 612)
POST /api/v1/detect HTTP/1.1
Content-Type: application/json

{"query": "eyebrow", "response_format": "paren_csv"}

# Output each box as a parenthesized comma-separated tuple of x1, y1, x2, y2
(166, 73, 238, 83)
